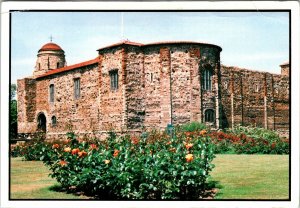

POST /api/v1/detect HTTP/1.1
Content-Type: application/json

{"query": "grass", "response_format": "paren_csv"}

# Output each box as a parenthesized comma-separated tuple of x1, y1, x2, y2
(210, 154, 289, 199)
(10, 157, 89, 199)
(10, 155, 289, 199)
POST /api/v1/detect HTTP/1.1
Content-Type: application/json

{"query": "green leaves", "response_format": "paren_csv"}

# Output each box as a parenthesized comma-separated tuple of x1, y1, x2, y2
(24, 126, 216, 199)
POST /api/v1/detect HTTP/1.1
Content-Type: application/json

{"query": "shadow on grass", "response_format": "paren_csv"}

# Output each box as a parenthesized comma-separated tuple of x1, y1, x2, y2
(47, 181, 223, 200)
(203, 180, 223, 199)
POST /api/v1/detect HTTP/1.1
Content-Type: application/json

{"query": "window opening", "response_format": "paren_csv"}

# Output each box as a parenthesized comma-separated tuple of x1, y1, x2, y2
(49, 84, 54, 103)
(74, 78, 80, 99)
(110, 70, 119, 90)
(205, 109, 215, 122)
(51, 116, 57, 126)
(202, 69, 212, 90)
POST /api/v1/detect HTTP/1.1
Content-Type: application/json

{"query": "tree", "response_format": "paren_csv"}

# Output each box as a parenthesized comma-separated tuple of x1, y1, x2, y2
(10, 84, 18, 139)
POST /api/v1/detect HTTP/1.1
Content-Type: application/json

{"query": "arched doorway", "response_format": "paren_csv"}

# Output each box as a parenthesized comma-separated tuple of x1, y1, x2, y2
(37, 113, 46, 132)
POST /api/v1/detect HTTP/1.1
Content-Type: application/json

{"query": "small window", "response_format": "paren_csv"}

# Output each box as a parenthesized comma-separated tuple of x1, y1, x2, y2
(202, 69, 212, 91)
(74, 78, 80, 99)
(49, 84, 54, 103)
(205, 109, 215, 123)
(51, 116, 57, 126)
(110, 70, 118, 91)
(57, 62, 60, 68)
(38, 63, 41, 70)
(150, 73, 154, 83)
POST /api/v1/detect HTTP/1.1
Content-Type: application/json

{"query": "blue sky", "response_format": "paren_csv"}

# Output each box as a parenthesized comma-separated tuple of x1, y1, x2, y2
(11, 11, 289, 84)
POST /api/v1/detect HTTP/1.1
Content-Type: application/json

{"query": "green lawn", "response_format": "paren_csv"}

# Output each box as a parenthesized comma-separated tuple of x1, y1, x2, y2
(210, 154, 289, 199)
(10, 155, 289, 199)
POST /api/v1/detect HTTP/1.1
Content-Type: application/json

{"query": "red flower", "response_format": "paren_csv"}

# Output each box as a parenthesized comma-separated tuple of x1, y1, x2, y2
(59, 160, 68, 166)
(131, 136, 139, 145)
(71, 148, 80, 155)
(166, 141, 172, 145)
(89, 144, 98, 150)
(113, 149, 120, 157)
(52, 144, 59, 149)
(78, 150, 87, 158)
(271, 142, 276, 149)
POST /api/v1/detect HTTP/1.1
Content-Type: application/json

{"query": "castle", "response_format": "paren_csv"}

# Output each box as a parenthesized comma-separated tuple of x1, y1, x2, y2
(17, 40, 290, 139)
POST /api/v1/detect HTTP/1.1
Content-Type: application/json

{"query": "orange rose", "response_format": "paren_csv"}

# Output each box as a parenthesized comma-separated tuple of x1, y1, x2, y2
(200, 130, 207, 136)
(78, 150, 87, 158)
(59, 160, 68, 166)
(131, 136, 139, 145)
(185, 143, 193, 150)
(89, 144, 98, 150)
(185, 154, 194, 162)
(63, 139, 70, 144)
(52, 143, 59, 149)
(71, 148, 80, 155)
(64, 147, 71, 152)
(104, 159, 110, 164)
(185, 132, 192, 137)
(113, 149, 120, 157)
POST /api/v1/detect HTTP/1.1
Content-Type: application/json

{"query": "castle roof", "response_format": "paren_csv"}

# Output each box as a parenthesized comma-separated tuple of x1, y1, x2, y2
(97, 40, 222, 52)
(36, 57, 99, 79)
(97, 40, 144, 51)
(38, 42, 64, 52)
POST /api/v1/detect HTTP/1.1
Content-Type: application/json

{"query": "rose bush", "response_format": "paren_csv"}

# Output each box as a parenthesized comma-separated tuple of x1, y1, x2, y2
(210, 126, 289, 154)
(40, 130, 215, 199)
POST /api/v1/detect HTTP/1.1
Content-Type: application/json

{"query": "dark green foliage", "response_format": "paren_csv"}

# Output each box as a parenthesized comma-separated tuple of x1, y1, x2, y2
(40, 130, 215, 199)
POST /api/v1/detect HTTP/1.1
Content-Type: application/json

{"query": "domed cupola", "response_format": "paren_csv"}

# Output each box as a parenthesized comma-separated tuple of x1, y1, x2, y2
(33, 42, 67, 76)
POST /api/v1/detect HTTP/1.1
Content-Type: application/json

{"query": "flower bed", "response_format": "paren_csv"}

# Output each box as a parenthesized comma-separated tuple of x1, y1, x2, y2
(39, 130, 215, 199)
(210, 126, 289, 154)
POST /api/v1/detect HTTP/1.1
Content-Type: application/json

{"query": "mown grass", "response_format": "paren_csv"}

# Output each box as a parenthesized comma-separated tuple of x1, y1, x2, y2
(10, 155, 289, 199)
(210, 154, 289, 199)
(10, 158, 89, 199)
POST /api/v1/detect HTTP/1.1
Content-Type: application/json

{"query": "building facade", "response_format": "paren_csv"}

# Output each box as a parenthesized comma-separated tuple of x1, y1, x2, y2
(17, 41, 290, 139)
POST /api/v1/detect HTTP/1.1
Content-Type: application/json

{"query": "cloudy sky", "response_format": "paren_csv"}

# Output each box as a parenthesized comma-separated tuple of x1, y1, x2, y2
(11, 11, 289, 84)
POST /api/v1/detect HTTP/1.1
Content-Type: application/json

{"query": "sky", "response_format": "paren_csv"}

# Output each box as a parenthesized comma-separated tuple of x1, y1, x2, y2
(11, 11, 289, 84)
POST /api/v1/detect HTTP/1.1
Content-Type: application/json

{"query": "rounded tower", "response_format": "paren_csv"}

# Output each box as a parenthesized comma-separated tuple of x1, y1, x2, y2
(33, 42, 66, 76)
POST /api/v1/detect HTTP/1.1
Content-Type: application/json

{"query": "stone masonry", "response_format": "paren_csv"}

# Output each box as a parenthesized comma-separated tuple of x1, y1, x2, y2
(17, 41, 290, 139)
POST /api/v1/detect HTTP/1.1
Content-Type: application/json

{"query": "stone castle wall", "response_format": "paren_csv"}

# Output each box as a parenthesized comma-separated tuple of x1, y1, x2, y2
(17, 42, 290, 139)
(220, 66, 289, 132)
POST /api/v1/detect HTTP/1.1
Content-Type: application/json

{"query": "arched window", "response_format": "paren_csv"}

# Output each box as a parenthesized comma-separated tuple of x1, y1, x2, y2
(51, 116, 57, 126)
(49, 84, 54, 103)
(202, 69, 212, 90)
(37, 113, 47, 132)
(205, 109, 215, 123)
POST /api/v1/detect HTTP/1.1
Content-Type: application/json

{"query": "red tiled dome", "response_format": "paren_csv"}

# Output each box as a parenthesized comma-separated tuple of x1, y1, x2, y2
(38, 42, 64, 52)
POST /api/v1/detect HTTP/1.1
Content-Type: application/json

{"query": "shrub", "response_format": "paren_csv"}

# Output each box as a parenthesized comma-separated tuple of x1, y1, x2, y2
(41, 130, 215, 199)
(210, 126, 289, 154)
(180, 122, 207, 132)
